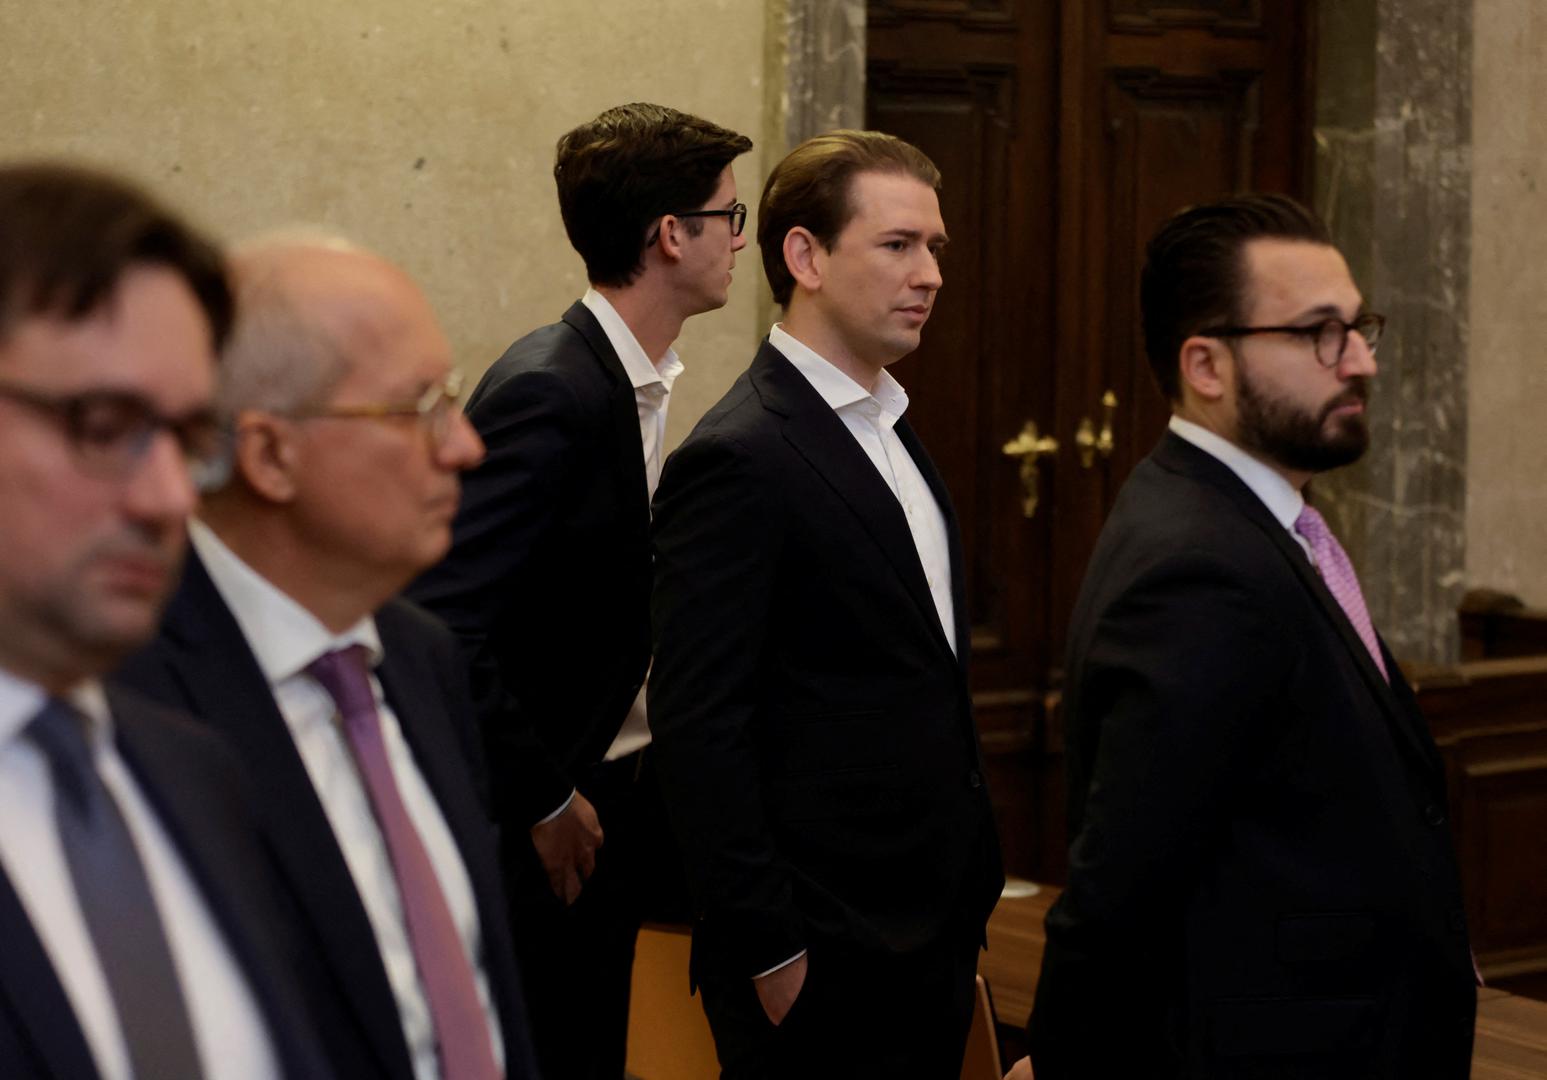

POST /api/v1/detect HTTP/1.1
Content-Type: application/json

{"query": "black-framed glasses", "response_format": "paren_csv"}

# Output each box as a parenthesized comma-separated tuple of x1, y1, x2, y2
(1200, 313, 1386, 369)
(0, 379, 227, 488)
(646, 202, 748, 246)
(284, 368, 465, 447)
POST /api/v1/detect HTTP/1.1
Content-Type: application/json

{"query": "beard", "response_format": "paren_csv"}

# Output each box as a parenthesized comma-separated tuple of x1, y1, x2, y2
(1235, 363, 1371, 474)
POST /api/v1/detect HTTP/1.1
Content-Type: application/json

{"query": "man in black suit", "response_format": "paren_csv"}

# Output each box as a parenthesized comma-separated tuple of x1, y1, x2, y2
(0, 164, 329, 1079)
(1018, 195, 1476, 1079)
(117, 235, 537, 1080)
(649, 131, 1004, 1077)
(406, 102, 752, 1079)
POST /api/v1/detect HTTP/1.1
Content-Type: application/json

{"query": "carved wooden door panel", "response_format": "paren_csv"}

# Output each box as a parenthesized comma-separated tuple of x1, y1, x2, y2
(867, 0, 1314, 882)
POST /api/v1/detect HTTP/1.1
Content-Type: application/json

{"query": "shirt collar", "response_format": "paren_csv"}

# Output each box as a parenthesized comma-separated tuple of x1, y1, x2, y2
(768, 324, 911, 428)
(189, 519, 384, 687)
(0, 665, 113, 751)
(1168, 415, 1305, 534)
(582, 288, 684, 395)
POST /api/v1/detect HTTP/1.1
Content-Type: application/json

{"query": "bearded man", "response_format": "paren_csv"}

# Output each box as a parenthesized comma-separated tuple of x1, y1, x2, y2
(1019, 194, 1477, 1080)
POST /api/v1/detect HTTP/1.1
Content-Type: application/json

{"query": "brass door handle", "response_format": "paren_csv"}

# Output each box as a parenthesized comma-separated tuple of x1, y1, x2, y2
(1074, 390, 1118, 469)
(1002, 420, 1059, 518)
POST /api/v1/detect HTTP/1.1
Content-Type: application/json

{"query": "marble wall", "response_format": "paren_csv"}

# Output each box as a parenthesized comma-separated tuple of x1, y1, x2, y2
(1314, 0, 1474, 664)
(0, 0, 772, 446)
(1467, 0, 1547, 609)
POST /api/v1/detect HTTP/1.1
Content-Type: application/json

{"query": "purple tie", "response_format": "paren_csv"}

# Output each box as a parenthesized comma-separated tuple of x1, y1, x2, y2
(1294, 506, 1389, 683)
(307, 645, 501, 1080)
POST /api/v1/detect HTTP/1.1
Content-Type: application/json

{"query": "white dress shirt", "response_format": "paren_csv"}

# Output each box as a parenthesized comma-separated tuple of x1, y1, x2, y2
(0, 666, 280, 1080)
(582, 287, 685, 765)
(770, 324, 957, 654)
(1167, 415, 1312, 561)
(190, 521, 504, 1080)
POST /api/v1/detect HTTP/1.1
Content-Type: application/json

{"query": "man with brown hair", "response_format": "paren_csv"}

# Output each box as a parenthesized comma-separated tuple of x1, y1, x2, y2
(407, 101, 753, 1078)
(0, 163, 330, 1079)
(649, 130, 1003, 1076)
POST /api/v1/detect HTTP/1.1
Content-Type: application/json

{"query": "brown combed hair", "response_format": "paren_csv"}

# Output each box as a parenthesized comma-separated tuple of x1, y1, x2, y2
(757, 130, 941, 307)
(1140, 193, 1332, 401)
(554, 102, 753, 288)
(0, 161, 231, 347)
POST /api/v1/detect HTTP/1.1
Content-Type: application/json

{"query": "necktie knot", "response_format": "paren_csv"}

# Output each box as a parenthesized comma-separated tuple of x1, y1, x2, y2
(306, 644, 377, 722)
(1294, 503, 1331, 547)
(27, 697, 96, 812)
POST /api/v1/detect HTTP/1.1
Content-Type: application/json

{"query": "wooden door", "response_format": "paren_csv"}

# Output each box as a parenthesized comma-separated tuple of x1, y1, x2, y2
(868, 0, 1314, 882)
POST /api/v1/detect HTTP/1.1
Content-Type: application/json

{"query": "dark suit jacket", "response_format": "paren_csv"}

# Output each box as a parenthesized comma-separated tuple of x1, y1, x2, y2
(0, 684, 331, 1080)
(648, 340, 1004, 983)
(1028, 432, 1476, 1079)
(116, 554, 537, 1080)
(407, 301, 652, 830)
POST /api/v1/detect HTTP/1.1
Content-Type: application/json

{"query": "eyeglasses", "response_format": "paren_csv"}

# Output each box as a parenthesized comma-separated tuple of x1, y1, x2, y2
(1200, 313, 1386, 369)
(285, 368, 466, 447)
(0, 379, 227, 488)
(645, 202, 748, 246)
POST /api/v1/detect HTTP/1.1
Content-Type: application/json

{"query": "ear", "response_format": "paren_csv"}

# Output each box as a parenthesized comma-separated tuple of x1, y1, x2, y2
(231, 411, 303, 504)
(783, 227, 824, 294)
(654, 214, 687, 266)
(1177, 334, 1232, 404)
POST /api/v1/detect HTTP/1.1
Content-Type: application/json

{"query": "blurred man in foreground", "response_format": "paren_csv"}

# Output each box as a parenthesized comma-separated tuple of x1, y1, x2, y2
(0, 162, 329, 1079)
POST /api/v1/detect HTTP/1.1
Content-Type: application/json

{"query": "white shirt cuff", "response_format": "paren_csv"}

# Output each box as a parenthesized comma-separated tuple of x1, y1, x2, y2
(753, 949, 807, 980)
(535, 789, 577, 826)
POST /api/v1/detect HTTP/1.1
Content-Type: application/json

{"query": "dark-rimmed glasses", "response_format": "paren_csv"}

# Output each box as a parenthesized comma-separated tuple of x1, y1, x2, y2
(284, 368, 465, 447)
(646, 202, 748, 246)
(1200, 313, 1386, 369)
(0, 379, 227, 488)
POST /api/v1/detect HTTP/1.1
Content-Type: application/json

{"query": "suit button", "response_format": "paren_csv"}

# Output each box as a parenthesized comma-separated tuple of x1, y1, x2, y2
(1423, 803, 1447, 826)
(967, 770, 983, 789)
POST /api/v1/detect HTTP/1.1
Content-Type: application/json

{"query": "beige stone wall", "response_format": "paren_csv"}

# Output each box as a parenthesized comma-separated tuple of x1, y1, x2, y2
(0, 0, 772, 445)
(1468, 0, 1547, 605)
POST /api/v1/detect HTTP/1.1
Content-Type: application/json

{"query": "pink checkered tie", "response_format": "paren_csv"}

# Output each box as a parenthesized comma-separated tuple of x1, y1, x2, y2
(308, 645, 502, 1080)
(1294, 505, 1389, 682)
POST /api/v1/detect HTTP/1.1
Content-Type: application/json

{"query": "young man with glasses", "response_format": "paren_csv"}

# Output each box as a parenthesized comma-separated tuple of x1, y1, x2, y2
(118, 236, 541, 1080)
(0, 163, 334, 1079)
(406, 101, 753, 1079)
(1013, 194, 1476, 1079)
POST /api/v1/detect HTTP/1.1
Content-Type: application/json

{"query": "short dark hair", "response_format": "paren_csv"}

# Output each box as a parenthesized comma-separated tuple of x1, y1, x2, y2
(1140, 193, 1332, 400)
(0, 162, 232, 348)
(757, 130, 941, 307)
(554, 103, 753, 288)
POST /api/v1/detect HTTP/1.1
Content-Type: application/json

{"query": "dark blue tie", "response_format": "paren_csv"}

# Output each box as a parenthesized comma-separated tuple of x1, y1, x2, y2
(28, 697, 204, 1079)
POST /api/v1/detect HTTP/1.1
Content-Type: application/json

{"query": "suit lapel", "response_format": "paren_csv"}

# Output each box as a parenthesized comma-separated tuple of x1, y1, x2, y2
(562, 301, 651, 534)
(751, 344, 958, 662)
(1155, 433, 1442, 782)
(154, 554, 415, 1080)
(0, 871, 99, 1080)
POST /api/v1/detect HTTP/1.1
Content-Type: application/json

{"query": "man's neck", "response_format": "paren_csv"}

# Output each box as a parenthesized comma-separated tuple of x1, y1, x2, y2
(1173, 402, 1310, 491)
(0, 639, 92, 698)
(592, 281, 686, 369)
(777, 310, 885, 394)
(199, 502, 386, 636)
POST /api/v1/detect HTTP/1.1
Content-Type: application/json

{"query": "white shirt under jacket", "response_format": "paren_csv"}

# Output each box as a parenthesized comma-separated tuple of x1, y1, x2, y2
(189, 520, 504, 1080)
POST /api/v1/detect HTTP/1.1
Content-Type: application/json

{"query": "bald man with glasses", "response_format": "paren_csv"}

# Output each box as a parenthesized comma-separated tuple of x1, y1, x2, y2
(118, 236, 539, 1080)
